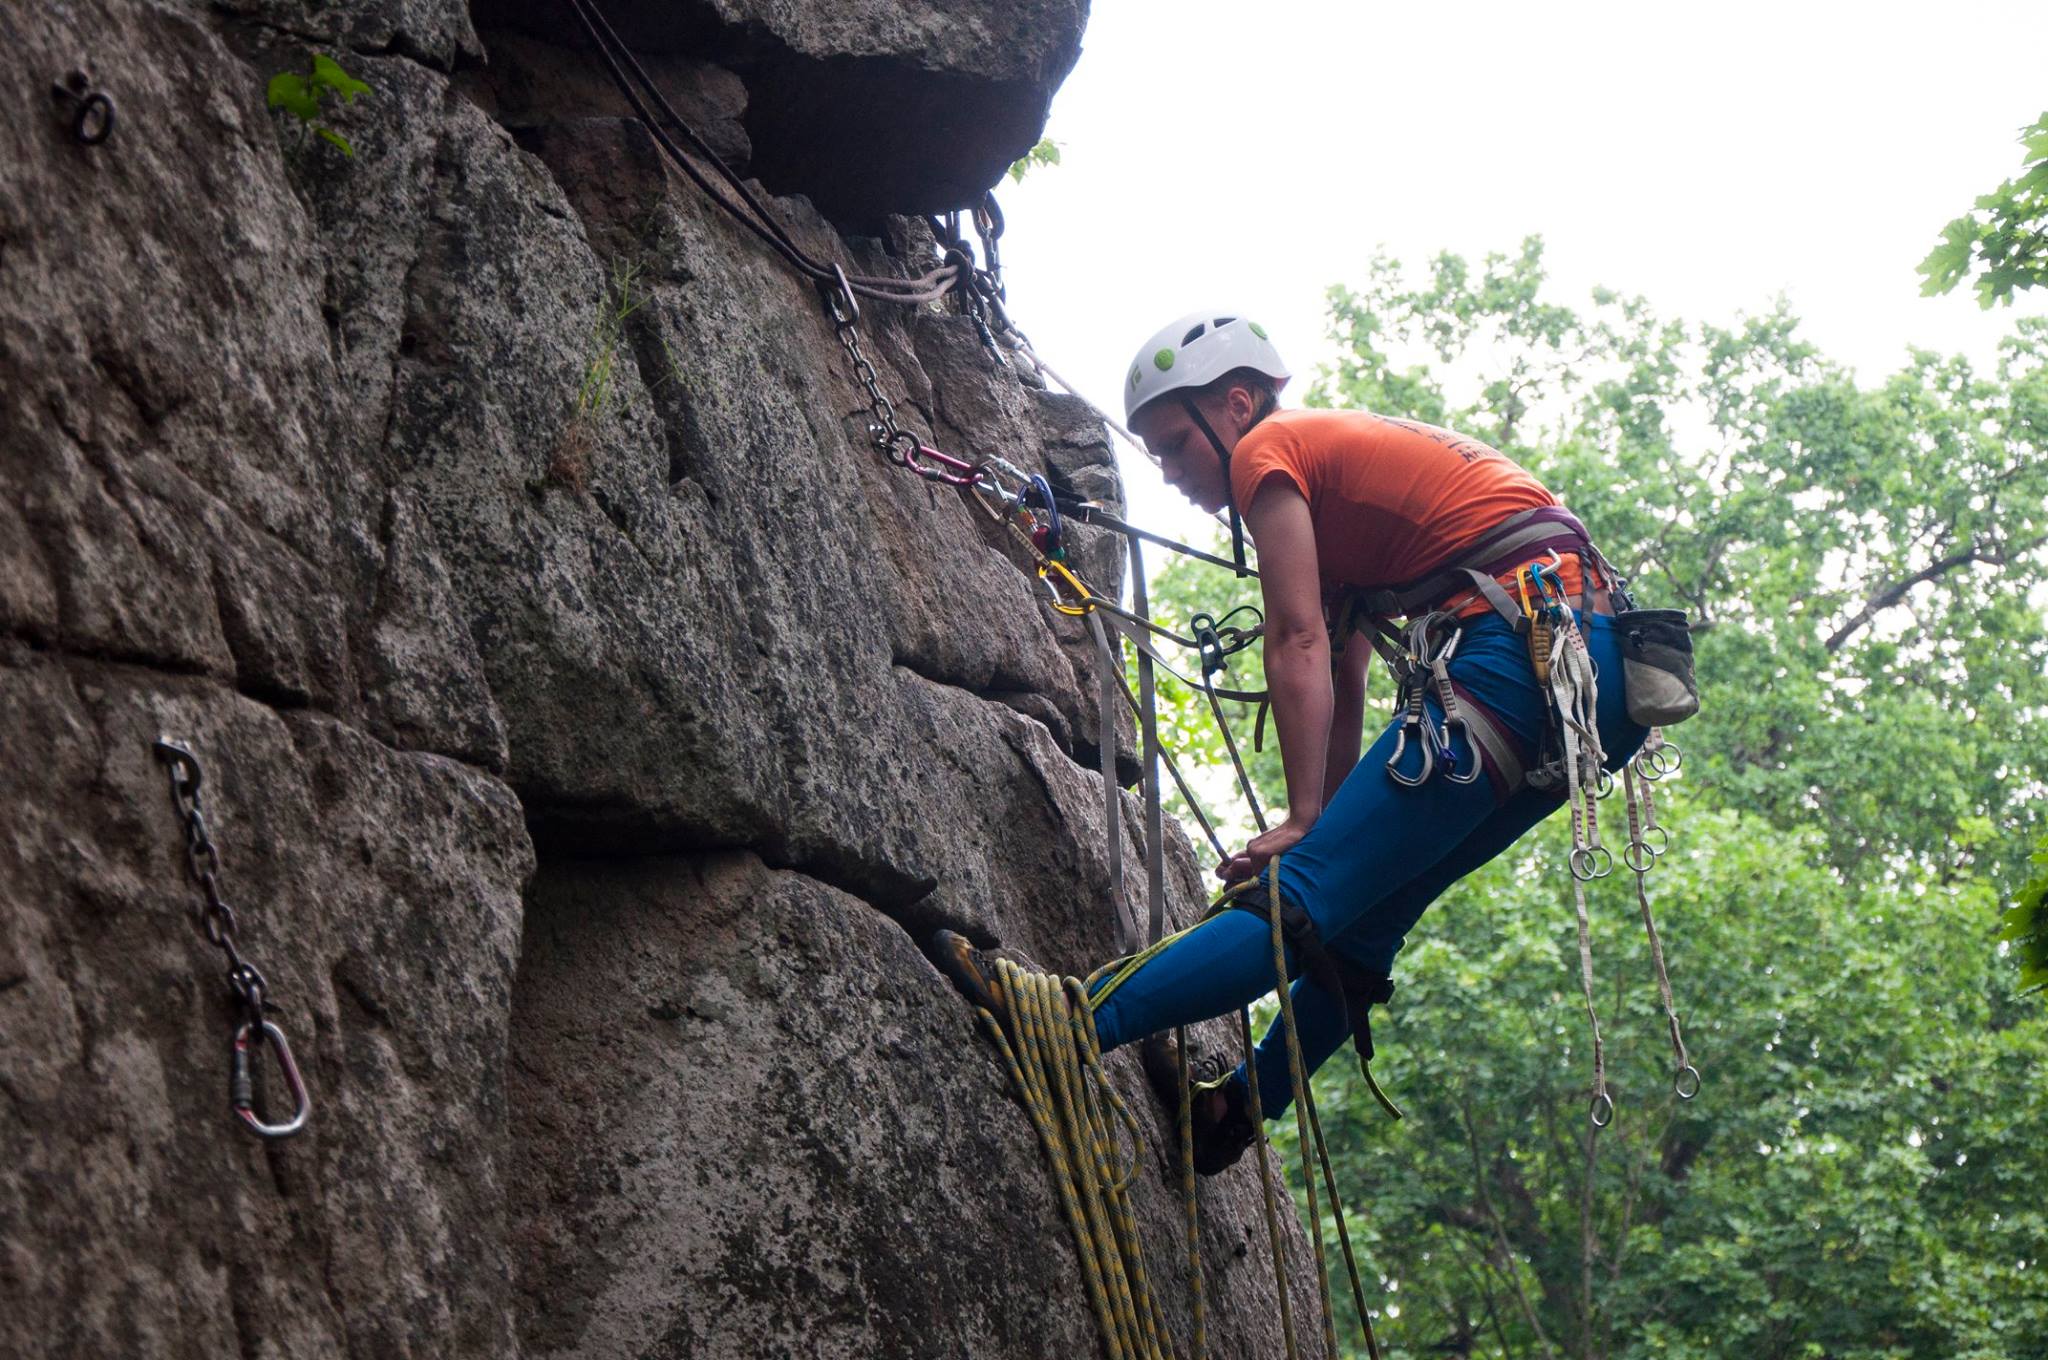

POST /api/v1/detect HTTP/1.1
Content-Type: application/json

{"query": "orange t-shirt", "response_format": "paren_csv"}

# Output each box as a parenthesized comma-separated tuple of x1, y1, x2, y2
(1229, 409, 1591, 619)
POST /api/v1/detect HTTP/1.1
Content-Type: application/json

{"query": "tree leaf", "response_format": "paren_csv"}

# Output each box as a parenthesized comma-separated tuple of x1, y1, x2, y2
(266, 72, 320, 121)
(310, 52, 373, 102)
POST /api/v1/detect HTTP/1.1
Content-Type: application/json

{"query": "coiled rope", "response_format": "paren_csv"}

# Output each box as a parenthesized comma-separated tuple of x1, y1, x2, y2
(977, 964, 1176, 1359)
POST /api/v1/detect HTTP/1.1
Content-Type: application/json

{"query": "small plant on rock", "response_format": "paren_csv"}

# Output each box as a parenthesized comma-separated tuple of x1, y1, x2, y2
(267, 52, 372, 157)
(549, 260, 651, 492)
(1007, 136, 1062, 183)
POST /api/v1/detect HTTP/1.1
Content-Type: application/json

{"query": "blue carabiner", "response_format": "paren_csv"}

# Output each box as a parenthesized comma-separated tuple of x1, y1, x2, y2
(1023, 474, 1063, 554)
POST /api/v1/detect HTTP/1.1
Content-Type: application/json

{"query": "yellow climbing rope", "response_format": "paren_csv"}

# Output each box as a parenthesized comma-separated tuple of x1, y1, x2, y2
(977, 963, 1176, 1360)
(984, 865, 1385, 1360)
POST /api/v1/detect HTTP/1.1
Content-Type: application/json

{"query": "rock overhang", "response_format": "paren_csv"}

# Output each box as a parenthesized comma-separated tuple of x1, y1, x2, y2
(473, 0, 1088, 219)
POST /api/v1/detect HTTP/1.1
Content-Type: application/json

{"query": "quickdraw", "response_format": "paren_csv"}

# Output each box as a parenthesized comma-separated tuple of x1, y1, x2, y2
(1384, 612, 1481, 787)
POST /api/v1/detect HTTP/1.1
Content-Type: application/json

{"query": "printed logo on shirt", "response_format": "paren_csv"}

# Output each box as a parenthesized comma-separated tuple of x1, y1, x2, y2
(1380, 416, 1499, 464)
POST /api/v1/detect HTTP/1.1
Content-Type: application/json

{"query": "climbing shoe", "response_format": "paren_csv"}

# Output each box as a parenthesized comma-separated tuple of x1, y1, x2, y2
(1139, 1034, 1257, 1177)
(929, 930, 1044, 1023)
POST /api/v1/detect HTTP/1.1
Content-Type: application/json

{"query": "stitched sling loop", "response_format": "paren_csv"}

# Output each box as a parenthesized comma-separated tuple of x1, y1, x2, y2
(1536, 593, 1618, 1126)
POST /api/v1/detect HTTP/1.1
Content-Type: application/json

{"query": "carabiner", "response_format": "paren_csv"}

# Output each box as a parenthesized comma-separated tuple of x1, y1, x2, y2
(1190, 612, 1226, 677)
(230, 1019, 311, 1139)
(1023, 474, 1063, 551)
(822, 263, 859, 325)
(1386, 717, 1435, 787)
(904, 443, 982, 486)
(1038, 557, 1093, 616)
(1440, 718, 1482, 785)
(1640, 741, 1684, 779)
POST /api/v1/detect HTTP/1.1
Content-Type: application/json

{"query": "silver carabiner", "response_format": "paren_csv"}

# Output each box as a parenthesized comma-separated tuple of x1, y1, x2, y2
(231, 1019, 311, 1139)
(1385, 718, 1434, 787)
(1439, 718, 1482, 785)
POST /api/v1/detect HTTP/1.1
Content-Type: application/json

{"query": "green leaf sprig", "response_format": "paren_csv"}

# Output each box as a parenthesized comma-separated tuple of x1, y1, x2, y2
(1007, 137, 1062, 184)
(267, 52, 373, 157)
(2001, 835, 2048, 995)
(1918, 111, 2048, 308)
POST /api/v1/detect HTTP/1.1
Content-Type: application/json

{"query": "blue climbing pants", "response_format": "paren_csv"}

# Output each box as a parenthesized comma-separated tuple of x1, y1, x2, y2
(1089, 610, 1648, 1116)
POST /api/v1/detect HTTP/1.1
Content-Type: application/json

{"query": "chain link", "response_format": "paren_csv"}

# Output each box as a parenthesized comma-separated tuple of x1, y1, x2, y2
(156, 741, 268, 1011)
(830, 308, 920, 469)
(152, 738, 310, 1138)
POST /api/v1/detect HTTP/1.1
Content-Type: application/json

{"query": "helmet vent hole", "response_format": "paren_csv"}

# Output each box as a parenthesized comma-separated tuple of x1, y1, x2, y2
(1214, 316, 1236, 327)
(1181, 323, 1207, 346)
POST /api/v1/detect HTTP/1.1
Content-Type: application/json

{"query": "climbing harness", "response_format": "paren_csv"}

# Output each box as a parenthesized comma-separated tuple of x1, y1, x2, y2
(152, 740, 311, 1139)
(1333, 531, 1703, 1128)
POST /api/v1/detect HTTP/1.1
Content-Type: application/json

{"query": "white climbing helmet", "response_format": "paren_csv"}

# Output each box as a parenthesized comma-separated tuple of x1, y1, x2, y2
(1122, 311, 1291, 425)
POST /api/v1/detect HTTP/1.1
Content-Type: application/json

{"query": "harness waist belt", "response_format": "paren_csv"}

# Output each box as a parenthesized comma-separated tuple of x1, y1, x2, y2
(1352, 506, 1602, 630)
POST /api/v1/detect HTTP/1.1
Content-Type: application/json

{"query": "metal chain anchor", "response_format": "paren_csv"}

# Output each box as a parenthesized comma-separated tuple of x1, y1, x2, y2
(152, 739, 311, 1139)
(823, 265, 989, 487)
(823, 266, 919, 469)
(50, 69, 116, 146)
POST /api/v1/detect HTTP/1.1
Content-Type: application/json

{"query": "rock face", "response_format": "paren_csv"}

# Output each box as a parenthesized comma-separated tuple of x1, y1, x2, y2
(1, 2, 1319, 1357)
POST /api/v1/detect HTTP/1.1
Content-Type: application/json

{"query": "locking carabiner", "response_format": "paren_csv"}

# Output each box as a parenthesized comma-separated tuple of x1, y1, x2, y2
(231, 1018, 311, 1139)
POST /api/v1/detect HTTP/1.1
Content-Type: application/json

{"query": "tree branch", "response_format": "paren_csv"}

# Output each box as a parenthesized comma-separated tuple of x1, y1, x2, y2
(1823, 539, 2018, 652)
(1461, 1100, 1560, 1360)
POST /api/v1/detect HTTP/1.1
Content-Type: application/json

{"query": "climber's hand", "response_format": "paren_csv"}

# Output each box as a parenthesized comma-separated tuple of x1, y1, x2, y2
(1216, 817, 1312, 884)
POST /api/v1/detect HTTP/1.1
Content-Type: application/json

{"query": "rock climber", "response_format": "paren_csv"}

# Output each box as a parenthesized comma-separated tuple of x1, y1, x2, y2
(934, 312, 1649, 1173)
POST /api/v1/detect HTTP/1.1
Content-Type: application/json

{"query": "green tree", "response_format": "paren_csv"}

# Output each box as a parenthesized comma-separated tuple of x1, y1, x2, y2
(1312, 242, 2048, 885)
(2002, 834, 2048, 997)
(1919, 112, 2048, 308)
(1128, 240, 2048, 1357)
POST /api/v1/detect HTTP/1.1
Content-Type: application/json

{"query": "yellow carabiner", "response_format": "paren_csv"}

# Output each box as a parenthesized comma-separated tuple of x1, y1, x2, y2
(1039, 557, 1094, 616)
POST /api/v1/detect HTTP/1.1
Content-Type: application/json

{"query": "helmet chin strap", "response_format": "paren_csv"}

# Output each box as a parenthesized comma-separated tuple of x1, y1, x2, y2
(1181, 397, 1250, 577)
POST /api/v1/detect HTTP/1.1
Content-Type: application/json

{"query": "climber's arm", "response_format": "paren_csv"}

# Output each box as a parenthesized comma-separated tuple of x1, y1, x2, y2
(1216, 477, 1329, 883)
(1323, 627, 1372, 806)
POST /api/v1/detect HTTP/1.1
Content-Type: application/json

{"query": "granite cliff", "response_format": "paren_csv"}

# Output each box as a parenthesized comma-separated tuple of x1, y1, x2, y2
(1, 2, 1318, 1354)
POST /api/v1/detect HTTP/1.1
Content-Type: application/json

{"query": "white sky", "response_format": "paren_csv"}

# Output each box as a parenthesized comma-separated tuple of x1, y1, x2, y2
(995, 0, 2048, 540)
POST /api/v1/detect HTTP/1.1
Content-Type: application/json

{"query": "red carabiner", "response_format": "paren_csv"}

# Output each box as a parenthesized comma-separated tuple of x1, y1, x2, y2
(904, 443, 984, 486)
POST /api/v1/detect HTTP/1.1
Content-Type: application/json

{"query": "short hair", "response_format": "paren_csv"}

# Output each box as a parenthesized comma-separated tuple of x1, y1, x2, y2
(1197, 366, 1282, 425)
